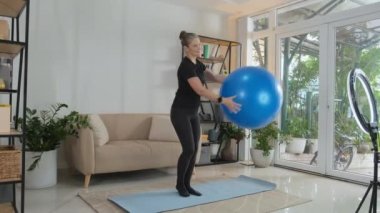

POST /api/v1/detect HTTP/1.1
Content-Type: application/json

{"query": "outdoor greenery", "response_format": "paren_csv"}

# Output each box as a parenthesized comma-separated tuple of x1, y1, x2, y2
(280, 30, 380, 148)
(283, 117, 309, 138)
(281, 33, 319, 140)
(334, 40, 380, 146)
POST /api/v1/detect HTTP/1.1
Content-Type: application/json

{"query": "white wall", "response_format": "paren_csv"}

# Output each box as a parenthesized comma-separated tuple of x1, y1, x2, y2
(27, 0, 231, 114)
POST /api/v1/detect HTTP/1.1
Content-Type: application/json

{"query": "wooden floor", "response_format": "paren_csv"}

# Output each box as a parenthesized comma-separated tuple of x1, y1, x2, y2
(0, 203, 15, 213)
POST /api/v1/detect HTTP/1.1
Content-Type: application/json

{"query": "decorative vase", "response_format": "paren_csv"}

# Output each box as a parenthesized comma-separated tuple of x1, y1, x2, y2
(222, 139, 237, 161)
(25, 149, 57, 189)
(210, 143, 220, 159)
(203, 44, 210, 58)
(0, 78, 5, 89)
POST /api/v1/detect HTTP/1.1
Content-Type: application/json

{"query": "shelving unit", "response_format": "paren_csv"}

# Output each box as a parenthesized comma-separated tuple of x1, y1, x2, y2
(180, 35, 241, 166)
(196, 141, 240, 167)
(198, 35, 241, 76)
(0, 0, 30, 212)
(197, 35, 241, 124)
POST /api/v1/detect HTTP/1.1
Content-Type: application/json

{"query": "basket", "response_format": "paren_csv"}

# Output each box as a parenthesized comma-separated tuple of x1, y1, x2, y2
(0, 146, 21, 181)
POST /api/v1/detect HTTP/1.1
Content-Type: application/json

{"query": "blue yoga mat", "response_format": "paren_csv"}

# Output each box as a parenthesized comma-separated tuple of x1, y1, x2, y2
(108, 175, 276, 213)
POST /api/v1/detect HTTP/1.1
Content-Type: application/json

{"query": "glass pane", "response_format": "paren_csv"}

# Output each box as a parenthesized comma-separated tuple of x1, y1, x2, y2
(280, 31, 320, 166)
(277, 0, 380, 26)
(334, 18, 380, 175)
(251, 37, 268, 68)
(249, 13, 269, 32)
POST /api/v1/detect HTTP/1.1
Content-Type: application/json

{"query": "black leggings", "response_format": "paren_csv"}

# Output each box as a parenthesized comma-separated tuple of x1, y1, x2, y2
(170, 107, 200, 188)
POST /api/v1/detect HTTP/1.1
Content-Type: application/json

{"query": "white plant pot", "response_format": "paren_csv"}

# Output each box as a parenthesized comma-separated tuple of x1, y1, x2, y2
(250, 148, 274, 168)
(210, 143, 220, 159)
(286, 138, 307, 154)
(357, 144, 371, 153)
(25, 149, 57, 189)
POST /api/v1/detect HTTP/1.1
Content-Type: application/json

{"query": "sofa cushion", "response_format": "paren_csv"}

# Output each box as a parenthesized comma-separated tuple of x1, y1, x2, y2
(89, 114, 109, 146)
(94, 140, 181, 173)
(100, 114, 154, 140)
(148, 115, 179, 142)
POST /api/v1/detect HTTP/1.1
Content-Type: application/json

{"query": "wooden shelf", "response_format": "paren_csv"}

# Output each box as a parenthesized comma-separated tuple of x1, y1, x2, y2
(0, 89, 17, 93)
(198, 57, 224, 64)
(0, 0, 26, 18)
(0, 1, 28, 212)
(0, 129, 23, 137)
(0, 177, 21, 184)
(199, 35, 241, 47)
(0, 40, 25, 58)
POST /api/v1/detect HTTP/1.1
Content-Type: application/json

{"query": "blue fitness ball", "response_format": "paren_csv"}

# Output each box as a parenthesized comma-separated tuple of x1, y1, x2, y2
(220, 66, 283, 129)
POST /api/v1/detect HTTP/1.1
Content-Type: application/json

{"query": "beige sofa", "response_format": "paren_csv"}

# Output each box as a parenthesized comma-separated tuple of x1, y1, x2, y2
(64, 113, 201, 188)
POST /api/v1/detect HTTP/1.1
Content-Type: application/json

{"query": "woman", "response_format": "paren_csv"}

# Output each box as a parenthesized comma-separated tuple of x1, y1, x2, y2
(171, 30, 241, 197)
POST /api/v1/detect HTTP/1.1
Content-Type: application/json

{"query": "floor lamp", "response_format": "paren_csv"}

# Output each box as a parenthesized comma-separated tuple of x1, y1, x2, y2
(347, 68, 379, 213)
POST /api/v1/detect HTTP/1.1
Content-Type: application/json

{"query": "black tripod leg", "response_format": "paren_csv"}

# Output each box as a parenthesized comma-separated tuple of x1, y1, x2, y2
(356, 184, 373, 213)
(369, 186, 374, 212)
(370, 182, 377, 213)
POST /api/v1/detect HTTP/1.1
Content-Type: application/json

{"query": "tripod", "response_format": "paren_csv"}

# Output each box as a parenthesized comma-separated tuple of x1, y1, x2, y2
(347, 68, 380, 212)
(356, 122, 380, 213)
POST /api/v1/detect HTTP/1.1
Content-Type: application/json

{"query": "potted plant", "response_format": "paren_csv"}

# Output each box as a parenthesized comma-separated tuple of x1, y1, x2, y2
(304, 127, 318, 154)
(18, 103, 90, 188)
(354, 132, 372, 154)
(218, 123, 245, 161)
(278, 132, 292, 154)
(284, 118, 308, 154)
(251, 121, 281, 167)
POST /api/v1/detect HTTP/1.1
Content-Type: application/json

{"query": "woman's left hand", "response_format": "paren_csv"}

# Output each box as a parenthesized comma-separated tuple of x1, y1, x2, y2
(221, 96, 241, 113)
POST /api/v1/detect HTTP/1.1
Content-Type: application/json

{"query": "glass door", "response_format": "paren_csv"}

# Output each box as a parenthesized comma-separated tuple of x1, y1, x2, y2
(326, 14, 380, 183)
(249, 1, 380, 181)
(274, 26, 327, 173)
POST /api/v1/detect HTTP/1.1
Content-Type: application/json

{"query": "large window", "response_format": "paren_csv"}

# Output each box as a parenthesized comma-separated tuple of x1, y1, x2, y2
(251, 37, 268, 68)
(248, 13, 271, 69)
(250, 13, 269, 32)
(277, 0, 380, 26)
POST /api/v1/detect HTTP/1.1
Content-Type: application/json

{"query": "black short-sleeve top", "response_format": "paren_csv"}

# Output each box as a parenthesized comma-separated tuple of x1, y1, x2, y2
(171, 57, 206, 110)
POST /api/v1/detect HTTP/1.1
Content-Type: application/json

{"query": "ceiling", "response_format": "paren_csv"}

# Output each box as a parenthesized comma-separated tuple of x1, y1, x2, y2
(157, 0, 300, 17)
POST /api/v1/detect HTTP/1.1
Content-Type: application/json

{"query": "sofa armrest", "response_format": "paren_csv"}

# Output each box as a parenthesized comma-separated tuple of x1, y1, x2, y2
(65, 128, 95, 175)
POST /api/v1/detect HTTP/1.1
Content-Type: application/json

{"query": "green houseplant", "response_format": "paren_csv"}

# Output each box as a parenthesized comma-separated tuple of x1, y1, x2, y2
(218, 123, 245, 160)
(252, 121, 280, 156)
(18, 103, 90, 171)
(250, 121, 284, 168)
(285, 118, 309, 138)
(283, 118, 308, 154)
(18, 103, 90, 189)
(220, 123, 246, 143)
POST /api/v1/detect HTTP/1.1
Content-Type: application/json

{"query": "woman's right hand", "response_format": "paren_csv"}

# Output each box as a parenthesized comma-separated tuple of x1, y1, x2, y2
(221, 96, 241, 113)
